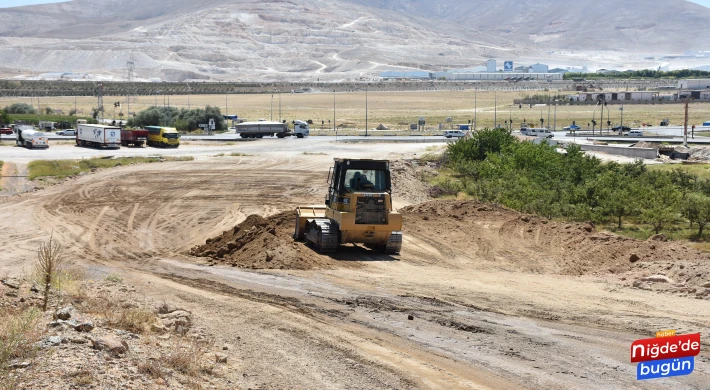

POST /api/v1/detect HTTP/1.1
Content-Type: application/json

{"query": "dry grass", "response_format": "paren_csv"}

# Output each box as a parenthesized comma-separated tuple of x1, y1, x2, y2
(35, 235, 66, 311)
(137, 359, 168, 381)
(163, 337, 212, 376)
(2, 92, 706, 131)
(77, 294, 157, 334)
(0, 307, 43, 377)
(67, 369, 96, 387)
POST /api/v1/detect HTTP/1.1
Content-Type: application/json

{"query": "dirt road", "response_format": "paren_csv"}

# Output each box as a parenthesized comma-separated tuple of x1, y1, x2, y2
(0, 146, 708, 389)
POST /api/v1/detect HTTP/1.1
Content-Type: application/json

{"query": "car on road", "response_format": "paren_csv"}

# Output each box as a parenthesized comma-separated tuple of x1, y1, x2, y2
(612, 126, 631, 132)
(56, 129, 76, 136)
(444, 130, 466, 138)
(624, 130, 644, 137)
(563, 125, 581, 132)
(0, 127, 13, 135)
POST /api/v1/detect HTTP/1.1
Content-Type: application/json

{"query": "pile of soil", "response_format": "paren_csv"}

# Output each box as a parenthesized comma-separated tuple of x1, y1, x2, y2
(390, 159, 437, 205)
(190, 211, 337, 270)
(401, 200, 710, 296)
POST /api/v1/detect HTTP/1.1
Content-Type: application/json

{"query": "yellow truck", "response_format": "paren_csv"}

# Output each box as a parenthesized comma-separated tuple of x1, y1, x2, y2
(145, 126, 181, 148)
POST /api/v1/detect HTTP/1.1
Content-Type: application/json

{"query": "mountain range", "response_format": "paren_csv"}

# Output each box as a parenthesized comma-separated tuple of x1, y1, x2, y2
(0, 0, 708, 81)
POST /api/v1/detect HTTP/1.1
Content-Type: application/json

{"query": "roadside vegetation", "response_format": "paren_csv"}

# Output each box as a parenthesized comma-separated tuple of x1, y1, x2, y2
(128, 105, 225, 132)
(438, 128, 710, 243)
(28, 156, 195, 180)
(563, 69, 710, 80)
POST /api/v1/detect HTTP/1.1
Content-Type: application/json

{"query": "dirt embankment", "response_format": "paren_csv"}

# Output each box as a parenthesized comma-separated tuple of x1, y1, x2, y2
(189, 212, 340, 271)
(402, 200, 710, 297)
(190, 195, 710, 299)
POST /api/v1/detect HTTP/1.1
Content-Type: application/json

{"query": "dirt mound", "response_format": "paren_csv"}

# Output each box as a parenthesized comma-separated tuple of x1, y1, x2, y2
(401, 200, 710, 294)
(190, 211, 338, 270)
(390, 159, 437, 205)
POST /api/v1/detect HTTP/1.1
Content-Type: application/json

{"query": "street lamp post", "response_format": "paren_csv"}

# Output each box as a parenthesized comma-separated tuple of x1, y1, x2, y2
(271, 94, 273, 121)
(553, 100, 558, 131)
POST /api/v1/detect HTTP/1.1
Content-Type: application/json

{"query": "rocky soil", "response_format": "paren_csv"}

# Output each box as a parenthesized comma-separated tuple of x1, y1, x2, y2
(1, 277, 235, 390)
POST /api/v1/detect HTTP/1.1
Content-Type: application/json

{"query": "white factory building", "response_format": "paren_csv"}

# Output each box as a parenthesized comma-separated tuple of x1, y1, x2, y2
(678, 79, 710, 89)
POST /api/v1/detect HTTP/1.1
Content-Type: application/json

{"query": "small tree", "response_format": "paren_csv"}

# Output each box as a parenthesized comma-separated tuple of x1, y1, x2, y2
(641, 184, 679, 234)
(44, 106, 54, 115)
(68, 109, 77, 116)
(682, 193, 710, 238)
(0, 109, 9, 126)
(4, 103, 37, 114)
(35, 235, 65, 311)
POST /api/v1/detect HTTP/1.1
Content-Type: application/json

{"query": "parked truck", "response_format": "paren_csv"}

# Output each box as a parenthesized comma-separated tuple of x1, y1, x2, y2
(235, 120, 309, 139)
(121, 129, 149, 147)
(76, 124, 121, 149)
(15, 126, 49, 149)
(145, 126, 181, 148)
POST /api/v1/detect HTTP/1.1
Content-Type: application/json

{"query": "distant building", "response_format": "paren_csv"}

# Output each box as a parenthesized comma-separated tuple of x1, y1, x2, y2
(530, 63, 549, 73)
(486, 59, 497, 73)
(514, 66, 531, 73)
(549, 68, 570, 74)
(577, 91, 660, 102)
(678, 79, 710, 89)
(380, 71, 432, 80)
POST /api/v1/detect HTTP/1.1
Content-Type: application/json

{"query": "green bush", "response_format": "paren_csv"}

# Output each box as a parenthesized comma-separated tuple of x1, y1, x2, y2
(444, 129, 710, 235)
(4, 103, 37, 114)
(130, 105, 225, 132)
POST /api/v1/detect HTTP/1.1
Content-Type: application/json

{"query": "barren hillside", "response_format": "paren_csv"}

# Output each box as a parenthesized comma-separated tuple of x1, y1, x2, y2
(0, 0, 707, 81)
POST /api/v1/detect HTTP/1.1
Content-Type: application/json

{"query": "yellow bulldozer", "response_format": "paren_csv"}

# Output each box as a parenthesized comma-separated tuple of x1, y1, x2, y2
(294, 158, 402, 253)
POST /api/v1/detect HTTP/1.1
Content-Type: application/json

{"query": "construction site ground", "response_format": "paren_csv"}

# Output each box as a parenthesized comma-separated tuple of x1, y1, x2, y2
(1, 140, 709, 389)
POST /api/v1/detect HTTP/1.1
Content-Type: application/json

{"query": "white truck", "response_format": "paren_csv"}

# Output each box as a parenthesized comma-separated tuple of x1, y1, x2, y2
(15, 126, 49, 149)
(76, 124, 121, 149)
(235, 120, 310, 139)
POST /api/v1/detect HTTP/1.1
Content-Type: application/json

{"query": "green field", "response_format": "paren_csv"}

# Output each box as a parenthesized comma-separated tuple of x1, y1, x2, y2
(28, 156, 194, 180)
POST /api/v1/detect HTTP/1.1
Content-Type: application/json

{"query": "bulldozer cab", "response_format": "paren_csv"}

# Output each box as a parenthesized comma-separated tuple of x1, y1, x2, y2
(326, 159, 391, 205)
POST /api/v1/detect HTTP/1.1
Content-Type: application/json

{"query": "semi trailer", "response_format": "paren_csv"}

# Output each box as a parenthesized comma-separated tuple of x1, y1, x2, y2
(76, 124, 121, 149)
(235, 120, 309, 138)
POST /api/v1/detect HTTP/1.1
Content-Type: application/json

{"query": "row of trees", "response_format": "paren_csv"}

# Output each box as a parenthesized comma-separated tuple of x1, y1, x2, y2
(3, 103, 77, 116)
(444, 129, 710, 238)
(127, 106, 226, 132)
(563, 69, 710, 80)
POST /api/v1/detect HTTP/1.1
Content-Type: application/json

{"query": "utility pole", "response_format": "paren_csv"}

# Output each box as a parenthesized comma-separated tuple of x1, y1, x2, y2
(474, 89, 477, 131)
(547, 104, 550, 129)
(683, 98, 691, 148)
(279, 93, 282, 123)
(494, 90, 497, 128)
(553, 101, 557, 131)
(97, 82, 104, 123)
(600, 98, 604, 136)
(620, 105, 624, 130)
(271, 94, 273, 121)
(333, 90, 336, 132)
(225, 93, 228, 118)
(365, 85, 368, 137)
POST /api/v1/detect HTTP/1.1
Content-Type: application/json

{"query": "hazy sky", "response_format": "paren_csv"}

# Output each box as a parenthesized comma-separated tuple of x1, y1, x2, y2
(0, 0, 709, 7)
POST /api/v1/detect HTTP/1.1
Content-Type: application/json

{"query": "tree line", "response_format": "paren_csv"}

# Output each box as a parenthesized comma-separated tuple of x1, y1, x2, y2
(127, 106, 226, 132)
(563, 69, 710, 80)
(443, 129, 710, 238)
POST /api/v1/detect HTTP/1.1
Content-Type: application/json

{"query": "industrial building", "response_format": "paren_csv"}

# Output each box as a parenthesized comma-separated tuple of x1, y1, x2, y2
(678, 79, 710, 89)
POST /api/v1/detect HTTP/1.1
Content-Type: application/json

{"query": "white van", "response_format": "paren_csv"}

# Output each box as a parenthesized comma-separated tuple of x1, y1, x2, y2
(444, 130, 466, 138)
(624, 130, 644, 137)
(530, 128, 554, 138)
